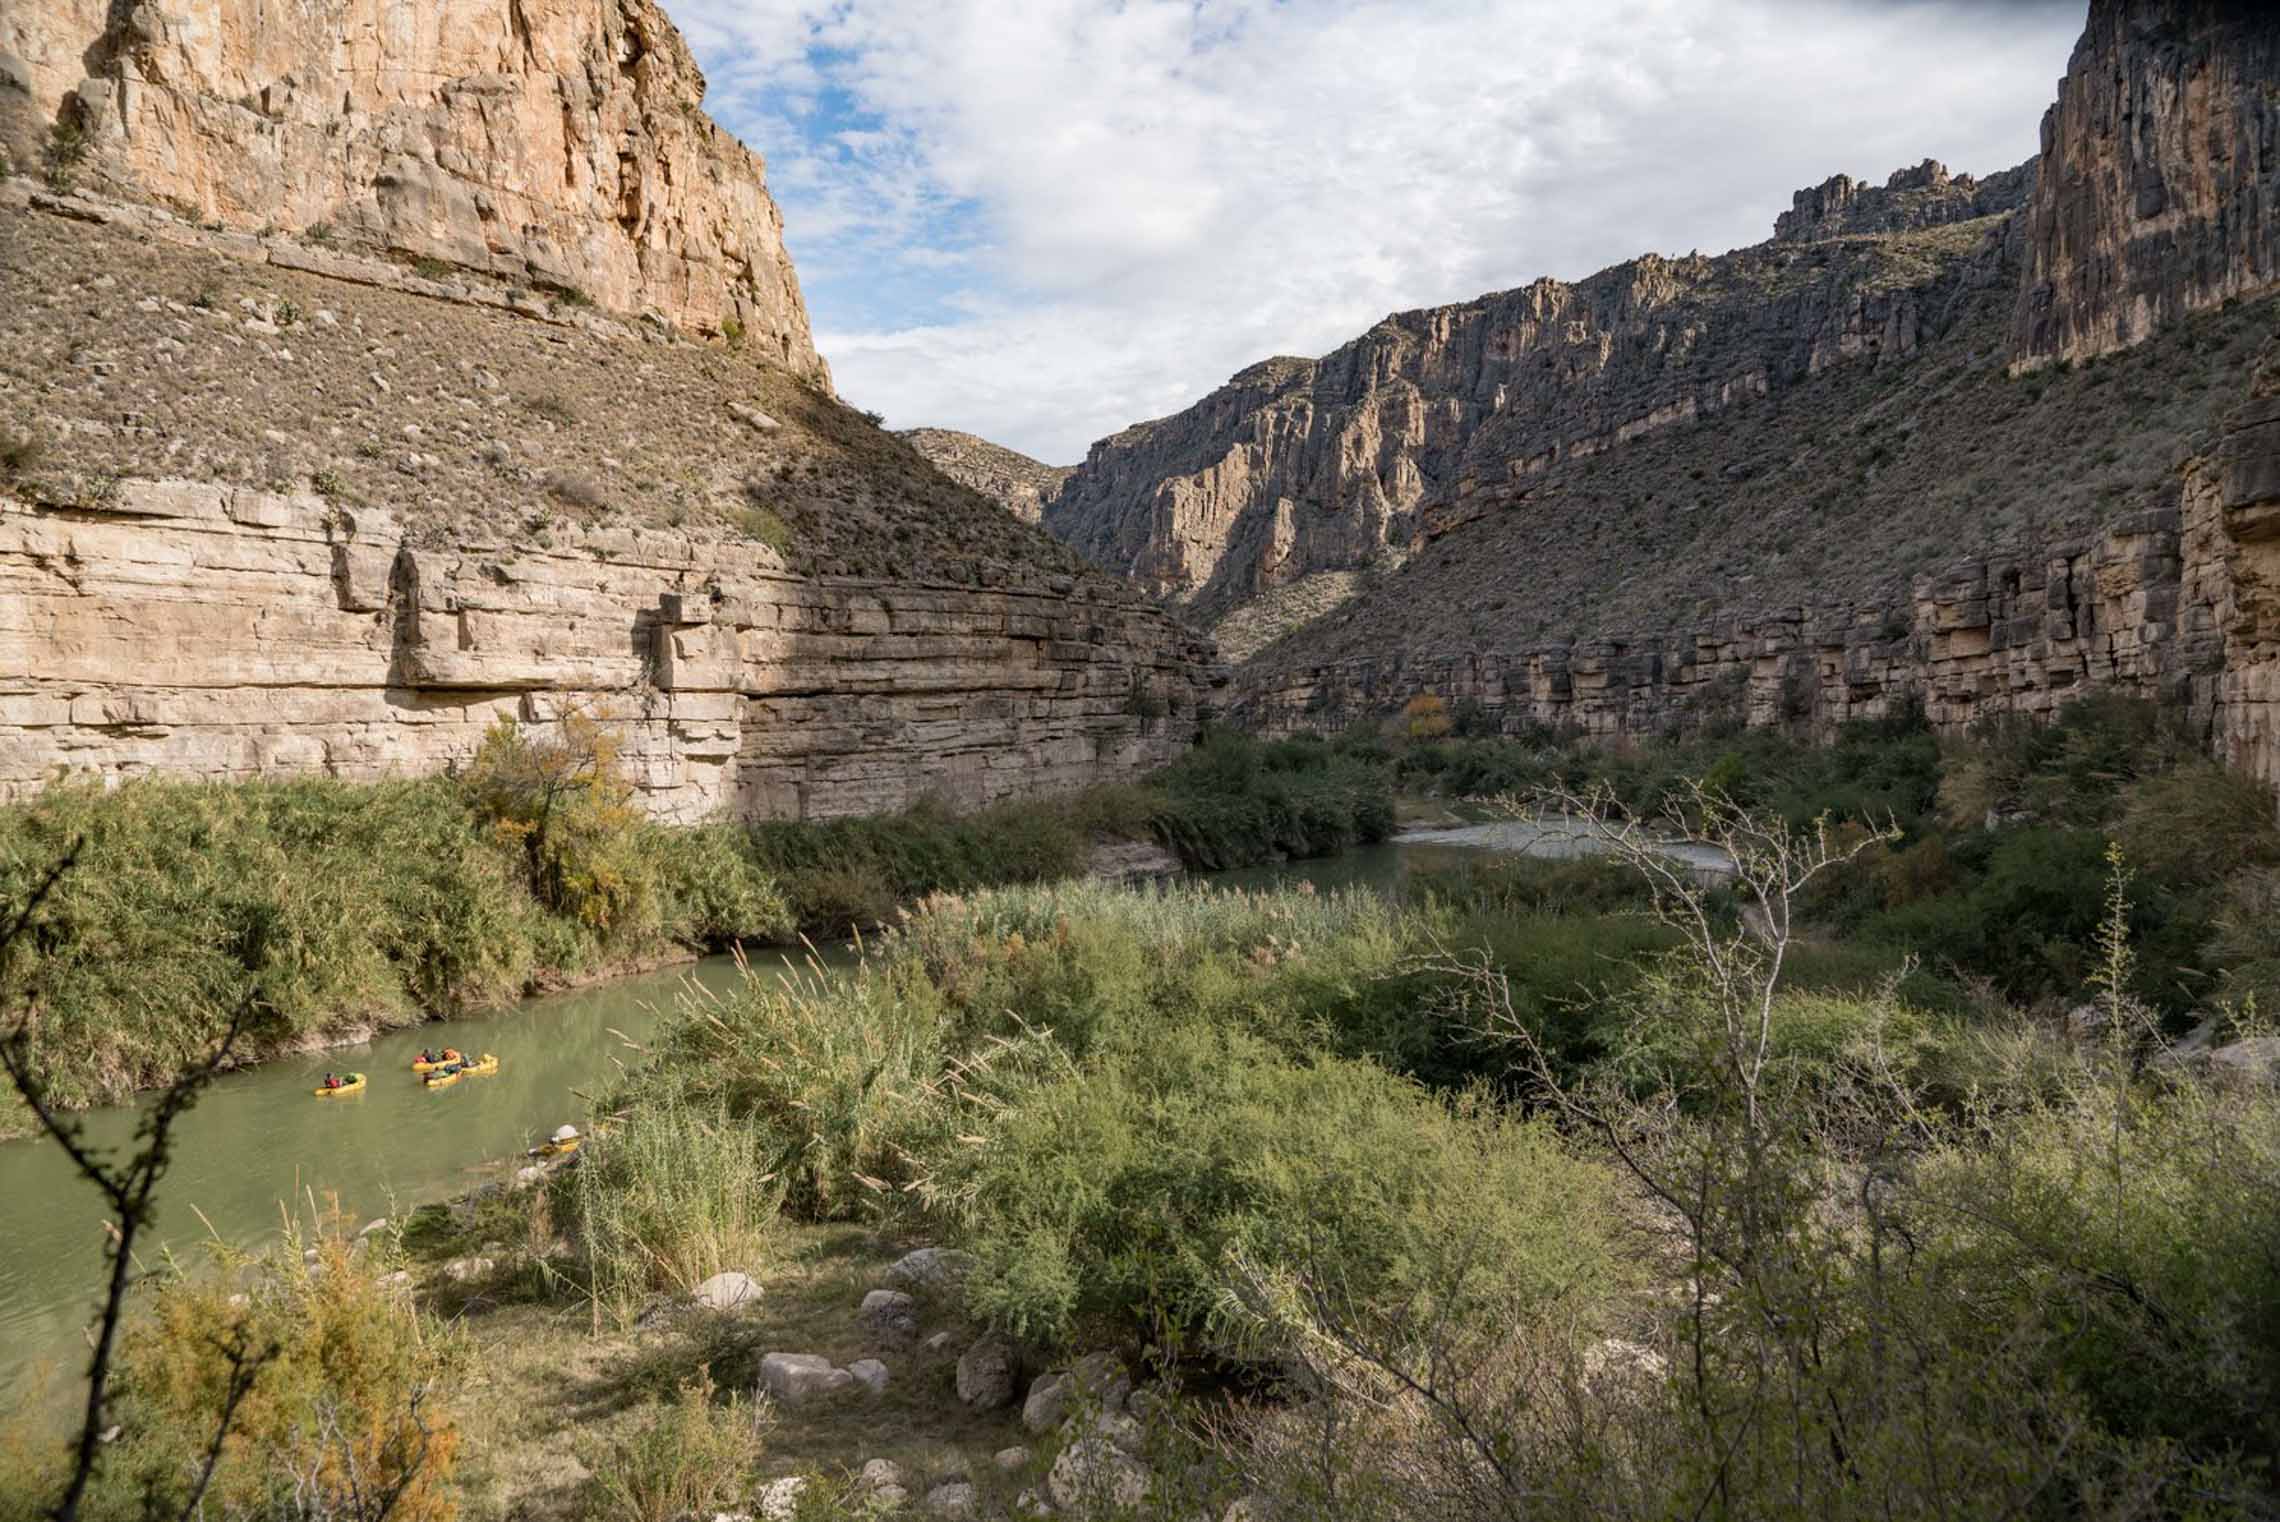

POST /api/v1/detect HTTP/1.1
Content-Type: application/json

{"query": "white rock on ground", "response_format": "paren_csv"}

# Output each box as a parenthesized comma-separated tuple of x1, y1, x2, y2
(443, 1257, 493, 1282)
(858, 1459, 905, 1492)
(956, 1333, 1019, 1409)
(1048, 1437, 1149, 1510)
(886, 1247, 978, 1295)
(692, 1271, 761, 1310)
(994, 1445, 1031, 1473)
(1089, 1407, 1145, 1454)
(759, 1353, 854, 1404)
(847, 1358, 889, 1395)
(756, 1476, 807, 1520)
(923, 1331, 955, 1354)
(925, 1481, 978, 1518)
(858, 1288, 919, 1343)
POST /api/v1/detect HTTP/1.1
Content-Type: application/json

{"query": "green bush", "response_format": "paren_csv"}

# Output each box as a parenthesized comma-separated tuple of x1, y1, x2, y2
(1917, 1082, 2280, 1465)
(0, 777, 546, 1115)
(936, 1022, 1628, 1354)
(1150, 729, 1394, 870)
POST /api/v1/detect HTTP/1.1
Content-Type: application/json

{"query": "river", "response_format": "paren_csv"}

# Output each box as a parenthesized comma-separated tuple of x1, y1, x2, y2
(0, 822, 1725, 1386)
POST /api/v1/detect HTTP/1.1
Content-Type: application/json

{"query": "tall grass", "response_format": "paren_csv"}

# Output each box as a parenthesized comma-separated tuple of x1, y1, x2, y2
(566, 1096, 785, 1325)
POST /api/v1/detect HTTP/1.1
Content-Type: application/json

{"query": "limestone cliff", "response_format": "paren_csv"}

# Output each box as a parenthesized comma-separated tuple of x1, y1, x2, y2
(1775, 160, 2033, 245)
(0, 0, 823, 374)
(0, 198, 1217, 817)
(1044, 180, 2016, 620)
(2012, 0, 2280, 370)
(900, 430, 1073, 525)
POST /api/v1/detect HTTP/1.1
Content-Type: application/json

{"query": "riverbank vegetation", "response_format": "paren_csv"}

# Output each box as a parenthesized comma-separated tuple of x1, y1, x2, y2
(8, 694, 2280, 1518)
(0, 724, 1393, 1131)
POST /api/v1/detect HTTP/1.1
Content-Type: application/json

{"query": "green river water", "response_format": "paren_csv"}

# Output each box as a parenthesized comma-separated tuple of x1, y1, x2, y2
(0, 824, 1728, 1388)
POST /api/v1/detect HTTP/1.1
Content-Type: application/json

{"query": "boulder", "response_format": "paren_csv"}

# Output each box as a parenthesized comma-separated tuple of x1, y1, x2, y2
(756, 1477, 807, 1520)
(886, 1247, 978, 1296)
(1023, 1351, 1130, 1432)
(692, 1271, 761, 1311)
(759, 1352, 854, 1405)
(443, 1256, 494, 1283)
(994, 1445, 1031, 1473)
(858, 1458, 905, 1492)
(847, 1358, 889, 1395)
(1088, 1407, 1145, 1454)
(925, 1481, 978, 1518)
(859, 1288, 920, 1343)
(1047, 1437, 1148, 1510)
(2206, 1037, 2280, 1085)
(955, 1333, 1020, 1409)
(1021, 1372, 1074, 1434)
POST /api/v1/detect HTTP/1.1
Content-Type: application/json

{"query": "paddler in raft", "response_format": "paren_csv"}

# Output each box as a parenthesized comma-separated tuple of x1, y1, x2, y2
(322, 1073, 344, 1090)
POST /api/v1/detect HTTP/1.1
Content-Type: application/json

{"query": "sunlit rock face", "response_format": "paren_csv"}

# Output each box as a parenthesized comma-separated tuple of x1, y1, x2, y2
(0, 0, 825, 377)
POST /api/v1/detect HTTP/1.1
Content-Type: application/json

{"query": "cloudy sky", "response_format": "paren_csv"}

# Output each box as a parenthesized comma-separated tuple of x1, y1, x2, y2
(671, 0, 2085, 464)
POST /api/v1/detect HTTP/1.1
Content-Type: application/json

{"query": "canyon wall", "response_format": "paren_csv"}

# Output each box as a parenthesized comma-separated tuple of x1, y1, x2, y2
(0, 0, 1223, 819)
(1043, 172, 2018, 619)
(900, 430, 1073, 525)
(0, 0, 823, 373)
(0, 479, 1213, 820)
(2012, 0, 2280, 371)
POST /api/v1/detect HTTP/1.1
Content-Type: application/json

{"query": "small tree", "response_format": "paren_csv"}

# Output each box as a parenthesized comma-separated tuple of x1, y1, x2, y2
(463, 711, 646, 931)
(1402, 693, 1452, 740)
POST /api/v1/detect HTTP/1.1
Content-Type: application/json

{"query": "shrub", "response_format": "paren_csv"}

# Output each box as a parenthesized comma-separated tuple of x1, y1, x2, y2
(524, 391, 579, 425)
(0, 777, 545, 1115)
(575, 1366, 768, 1522)
(463, 714, 657, 936)
(936, 1021, 1626, 1354)
(1402, 693, 1453, 739)
(1150, 730, 1394, 870)
(544, 469, 608, 511)
(567, 1097, 785, 1323)
(102, 1225, 464, 1520)
(0, 428, 44, 479)
(737, 498, 794, 558)
(40, 120, 85, 193)
(1916, 1081, 2280, 1467)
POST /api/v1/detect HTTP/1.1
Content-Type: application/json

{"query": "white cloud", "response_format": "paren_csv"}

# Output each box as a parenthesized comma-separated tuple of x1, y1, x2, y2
(672, 0, 2084, 462)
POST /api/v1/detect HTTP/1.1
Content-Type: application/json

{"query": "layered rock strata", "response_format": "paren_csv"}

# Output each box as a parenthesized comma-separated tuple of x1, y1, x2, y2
(1232, 507, 2207, 752)
(0, 482, 1214, 820)
(0, 0, 823, 374)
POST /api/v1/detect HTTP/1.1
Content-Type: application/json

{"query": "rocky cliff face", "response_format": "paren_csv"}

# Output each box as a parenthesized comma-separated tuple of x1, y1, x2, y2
(1775, 159, 2033, 244)
(2013, 0, 2280, 369)
(900, 429, 1073, 524)
(0, 0, 823, 375)
(1044, 186, 2013, 620)
(0, 0, 1221, 819)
